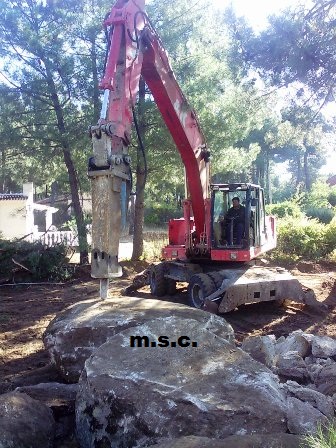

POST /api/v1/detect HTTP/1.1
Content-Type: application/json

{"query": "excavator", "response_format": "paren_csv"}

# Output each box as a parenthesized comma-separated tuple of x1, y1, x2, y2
(88, 0, 315, 313)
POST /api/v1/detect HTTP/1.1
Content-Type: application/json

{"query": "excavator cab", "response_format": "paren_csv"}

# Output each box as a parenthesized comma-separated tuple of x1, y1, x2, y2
(163, 182, 276, 263)
(210, 183, 276, 262)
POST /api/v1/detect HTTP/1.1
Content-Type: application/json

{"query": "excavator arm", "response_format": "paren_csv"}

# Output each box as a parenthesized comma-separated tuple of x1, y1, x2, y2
(89, 0, 210, 298)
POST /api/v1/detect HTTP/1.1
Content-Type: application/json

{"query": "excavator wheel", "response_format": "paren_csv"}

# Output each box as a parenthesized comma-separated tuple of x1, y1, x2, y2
(207, 272, 224, 289)
(188, 273, 216, 309)
(166, 279, 177, 295)
(150, 264, 167, 297)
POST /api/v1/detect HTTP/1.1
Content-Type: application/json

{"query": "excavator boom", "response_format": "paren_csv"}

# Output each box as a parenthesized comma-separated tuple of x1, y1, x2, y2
(89, 0, 210, 297)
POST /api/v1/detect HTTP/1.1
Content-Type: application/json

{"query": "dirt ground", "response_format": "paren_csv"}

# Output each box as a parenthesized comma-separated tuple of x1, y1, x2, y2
(1, 260, 336, 393)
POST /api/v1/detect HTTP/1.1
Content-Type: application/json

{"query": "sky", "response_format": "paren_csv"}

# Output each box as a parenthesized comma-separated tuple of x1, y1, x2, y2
(212, 0, 304, 31)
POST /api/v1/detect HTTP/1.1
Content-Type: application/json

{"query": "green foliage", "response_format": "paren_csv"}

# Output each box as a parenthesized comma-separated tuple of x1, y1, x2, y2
(144, 204, 182, 226)
(324, 217, 336, 251)
(61, 213, 92, 232)
(0, 239, 73, 282)
(266, 200, 304, 219)
(299, 180, 336, 223)
(305, 207, 335, 224)
(270, 215, 336, 262)
(328, 188, 336, 207)
(303, 420, 336, 448)
(303, 180, 331, 209)
(236, 0, 336, 106)
(224, 1, 334, 196)
(277, 217, 327, 260)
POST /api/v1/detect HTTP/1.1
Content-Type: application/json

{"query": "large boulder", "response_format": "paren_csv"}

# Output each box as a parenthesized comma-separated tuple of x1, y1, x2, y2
(43, 297, 234, 383)
(0, 391, 55, 448)
(76, 317, 287, 448)
(148, 434, 305, 448)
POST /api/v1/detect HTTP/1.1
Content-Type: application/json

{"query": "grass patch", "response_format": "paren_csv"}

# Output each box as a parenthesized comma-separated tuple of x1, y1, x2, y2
(143, 230, 168, 261)
(303, 420, 336, 448)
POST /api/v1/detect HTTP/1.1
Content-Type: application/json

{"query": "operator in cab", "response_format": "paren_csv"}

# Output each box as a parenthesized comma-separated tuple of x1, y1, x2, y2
(222, 197, 245, 245)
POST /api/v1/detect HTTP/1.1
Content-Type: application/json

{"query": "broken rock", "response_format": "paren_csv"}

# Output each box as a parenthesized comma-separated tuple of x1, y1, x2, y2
(44, 297, 235, 383)
(310, 335, 336, 359)
(0, 391, 55, 448)
(241, 335, 276, 368)
(15, 382, 78, 441)
(76, 317, 287, 448)
(276, 351, 309, 380)
(284, 380, 334, 417)
(286, 396, 327, 434)
(313, 362, 336, 395)
(15, 382, 78, 411)
(276, 331, 311, 358)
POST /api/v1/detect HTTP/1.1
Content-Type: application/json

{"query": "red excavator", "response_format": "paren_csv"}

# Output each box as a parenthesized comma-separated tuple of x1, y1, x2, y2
(88, 0, 314, 312)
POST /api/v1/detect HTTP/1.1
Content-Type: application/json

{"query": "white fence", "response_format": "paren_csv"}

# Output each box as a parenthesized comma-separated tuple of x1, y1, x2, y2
(34, 230, 92, 247)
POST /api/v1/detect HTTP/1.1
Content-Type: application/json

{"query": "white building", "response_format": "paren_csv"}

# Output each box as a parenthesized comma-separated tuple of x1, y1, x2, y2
(0, 183, 58, 241)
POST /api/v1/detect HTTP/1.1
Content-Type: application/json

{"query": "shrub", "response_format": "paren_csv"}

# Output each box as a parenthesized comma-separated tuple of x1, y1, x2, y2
(328, 188, 336, 207)
(303, 180, 331, 209)
(327, 249, 336, 263)
(0, 239, 73, 282)
(144, 204, 182, 226)
(272, 216, 328, 261)
(266, 200, 304, 219)
(305, 207, 335, 224)
(324, 217, 336, 251)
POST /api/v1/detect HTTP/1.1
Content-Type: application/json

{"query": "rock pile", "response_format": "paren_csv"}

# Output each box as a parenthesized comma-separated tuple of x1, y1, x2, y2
(242, 330, 336, 433)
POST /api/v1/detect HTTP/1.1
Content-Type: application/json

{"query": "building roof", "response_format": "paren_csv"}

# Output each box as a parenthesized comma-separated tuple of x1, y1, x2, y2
(0, 193, 28, 201)
(33, 203, 58, 213)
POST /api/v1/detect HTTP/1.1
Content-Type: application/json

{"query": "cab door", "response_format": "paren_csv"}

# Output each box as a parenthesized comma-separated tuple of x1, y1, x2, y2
(253, 187, 267, 247)
(259, 189, 267, 245)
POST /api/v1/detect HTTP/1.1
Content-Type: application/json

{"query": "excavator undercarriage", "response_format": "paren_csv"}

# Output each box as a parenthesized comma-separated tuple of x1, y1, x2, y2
(123, 261, 319, 314)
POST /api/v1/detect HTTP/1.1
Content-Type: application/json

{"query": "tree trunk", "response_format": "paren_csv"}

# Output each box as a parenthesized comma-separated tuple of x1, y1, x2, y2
(295, 152, 303, 190)
(251, 162, 258, 185)
(62, 147, 88, 263)
(255, 152, 265, 189)
(304, 146, 311, 191)
(90, 35, 101, 123)
(132, 77, 146, 260)
(44, 61, 88, 263)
